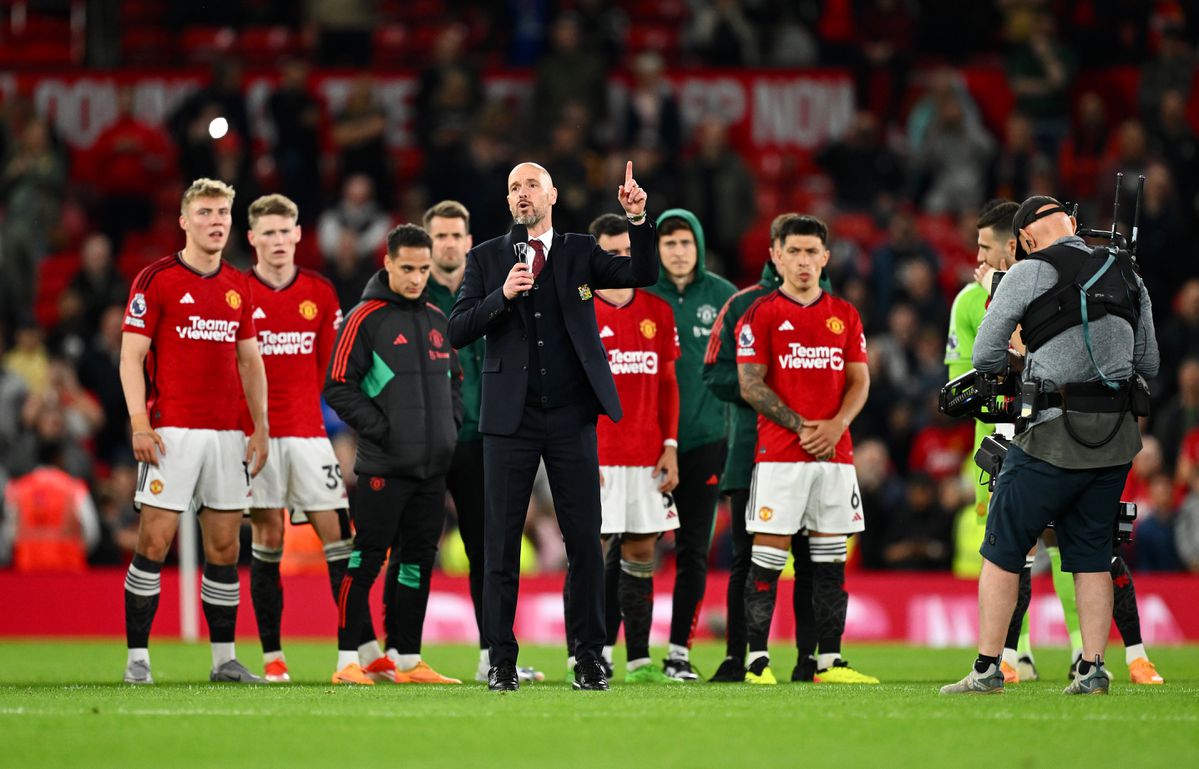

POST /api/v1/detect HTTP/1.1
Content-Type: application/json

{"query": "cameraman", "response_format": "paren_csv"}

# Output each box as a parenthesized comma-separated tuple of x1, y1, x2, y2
(941, 196, 1158, 696)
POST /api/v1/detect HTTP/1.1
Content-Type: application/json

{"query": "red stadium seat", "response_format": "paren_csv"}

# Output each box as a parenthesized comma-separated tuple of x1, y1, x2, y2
(238, 26, 299, 65)
(121, 27, 174, 65)
(830, 213, 882, 251)
(180, 26, 237, 64)
(121, 0, 165, 25)
(34, 252, 82, 328)
(372, 24, 409, 68)
(626, 26, 680, 55)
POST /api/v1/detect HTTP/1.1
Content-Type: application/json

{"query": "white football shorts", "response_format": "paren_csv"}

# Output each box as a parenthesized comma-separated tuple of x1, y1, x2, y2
(746, 461, 864, 536)
(600, 466, 680, 535)
(135, 428, 251, 512)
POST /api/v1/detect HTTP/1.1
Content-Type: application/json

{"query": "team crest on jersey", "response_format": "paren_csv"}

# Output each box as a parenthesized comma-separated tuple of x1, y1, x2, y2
(298, 300, 318, 320)
(225, 290, 242, 310)
(639, 319, 657, 339)
(826, 316, 845, 334)
(369, 477, 385, 491)
(428, 328, 444, 349)
(758, 506, 773, 521)
(150, 480, 163, 495)
(697, 304, 718, 325)
(578, 284, 592, 301)
(129, 293, 147, 318)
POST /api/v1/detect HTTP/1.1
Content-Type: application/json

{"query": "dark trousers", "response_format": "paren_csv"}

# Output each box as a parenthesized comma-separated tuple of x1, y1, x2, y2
(339, 473, 446, 653)
(670, 440, 727, 648)
(483, 402, 603, 665)
(446, 439, 485, 647)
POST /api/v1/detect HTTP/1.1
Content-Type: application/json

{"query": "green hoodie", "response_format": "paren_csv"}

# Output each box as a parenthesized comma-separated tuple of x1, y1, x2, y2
(647, 208, 737, 453)
(702, 261, 833, 492)
(428, 277, 483, 442)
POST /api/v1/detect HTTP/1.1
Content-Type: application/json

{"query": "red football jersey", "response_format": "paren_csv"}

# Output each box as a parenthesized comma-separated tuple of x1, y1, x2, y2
(595, 290, 680, 466)
(245, 267, 342, 438)
(122, 254, 256, 430)
(735, 290, 867, 464)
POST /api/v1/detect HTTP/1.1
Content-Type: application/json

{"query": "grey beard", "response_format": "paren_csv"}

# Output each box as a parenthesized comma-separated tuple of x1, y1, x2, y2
(513, 212, 543, 226)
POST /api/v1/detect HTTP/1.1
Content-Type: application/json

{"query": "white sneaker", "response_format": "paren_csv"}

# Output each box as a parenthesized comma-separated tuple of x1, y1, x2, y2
(123, 659, 154, 685)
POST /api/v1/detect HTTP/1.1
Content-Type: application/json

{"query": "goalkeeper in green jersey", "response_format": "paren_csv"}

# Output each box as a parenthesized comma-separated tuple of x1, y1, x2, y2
(945, 200, 1075, 683)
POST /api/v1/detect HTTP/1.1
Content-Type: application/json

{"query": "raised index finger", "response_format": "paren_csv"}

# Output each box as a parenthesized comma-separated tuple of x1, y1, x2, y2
(625, 160, 633, 186)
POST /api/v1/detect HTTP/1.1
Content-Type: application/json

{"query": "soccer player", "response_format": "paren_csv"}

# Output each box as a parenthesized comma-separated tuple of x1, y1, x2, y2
(422, 200, 543, 685)
(325, 224, 462, 686)
(242, 194, 388, 683)
(587, 213, 681, 683)
(120, 178, 268, 684)
(646, 209, 736, 680)
(703, 213, 824, 683)
(734, 215, 877, 685)
(956, 201, 1164, 685)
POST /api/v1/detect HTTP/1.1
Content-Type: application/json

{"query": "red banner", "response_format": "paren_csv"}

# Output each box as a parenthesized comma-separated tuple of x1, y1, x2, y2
(0, 69, 854, 154)
(3, 570, 1197, 645)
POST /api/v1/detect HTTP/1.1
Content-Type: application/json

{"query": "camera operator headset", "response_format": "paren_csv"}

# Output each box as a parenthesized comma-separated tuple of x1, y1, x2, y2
(941, 195, 1158, 696)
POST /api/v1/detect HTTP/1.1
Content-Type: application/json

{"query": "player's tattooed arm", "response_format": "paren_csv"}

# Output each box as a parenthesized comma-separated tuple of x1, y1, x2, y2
(738, 363, 803, 431)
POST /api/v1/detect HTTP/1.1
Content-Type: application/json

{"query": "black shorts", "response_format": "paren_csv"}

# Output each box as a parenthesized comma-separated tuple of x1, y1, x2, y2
(981, 443, 1129, 573)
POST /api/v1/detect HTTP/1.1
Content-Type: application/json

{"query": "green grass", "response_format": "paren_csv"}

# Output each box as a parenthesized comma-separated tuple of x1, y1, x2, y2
(1, 641, 1197, 769)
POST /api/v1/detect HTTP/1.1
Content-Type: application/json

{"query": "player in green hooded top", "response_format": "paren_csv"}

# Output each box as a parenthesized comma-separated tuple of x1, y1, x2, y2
(646, 208, 737, 680)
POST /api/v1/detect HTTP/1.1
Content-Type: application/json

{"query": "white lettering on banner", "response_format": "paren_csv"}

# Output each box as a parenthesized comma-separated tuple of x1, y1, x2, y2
(608, 349, 659, 375)
(777, 344, 844, 370)
(258, 330, 315, 356)
(752, 79, 855, 148)
(176, 316, 239, 342)
(32, 76, 201, 148)
(676, 78, 748, 132)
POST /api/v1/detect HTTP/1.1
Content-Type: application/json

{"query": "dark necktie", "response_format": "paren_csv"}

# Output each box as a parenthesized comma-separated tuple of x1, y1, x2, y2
(528, 239, 545, 279)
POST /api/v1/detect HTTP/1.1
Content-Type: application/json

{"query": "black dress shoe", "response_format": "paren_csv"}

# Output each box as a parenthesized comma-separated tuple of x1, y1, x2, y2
(709, 656, 747, 683)
(573, 657, 609, 690)
(488, 661, 519, 691)
(791, 657, 818, 682)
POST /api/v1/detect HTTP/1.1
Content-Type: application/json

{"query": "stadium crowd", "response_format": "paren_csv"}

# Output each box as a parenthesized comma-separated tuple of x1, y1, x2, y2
(2, 0, 1199, 577)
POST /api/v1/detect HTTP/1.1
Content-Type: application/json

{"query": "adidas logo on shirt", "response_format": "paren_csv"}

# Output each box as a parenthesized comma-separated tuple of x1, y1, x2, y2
(180, 293, 195, 304)
(599, 326, 615, 338)
(252, 307, 267, 320)
(778, 320, 794, 331)
(393, 333, 408, 345)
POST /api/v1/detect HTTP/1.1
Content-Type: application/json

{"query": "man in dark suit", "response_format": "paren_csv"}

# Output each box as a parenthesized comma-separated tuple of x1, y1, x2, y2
(448, 161, 656, 691)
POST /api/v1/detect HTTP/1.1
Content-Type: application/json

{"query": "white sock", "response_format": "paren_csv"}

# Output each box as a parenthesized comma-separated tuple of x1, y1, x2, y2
(817, 652, 841, 670)
(479, 648, 490, 666)
(359, 640, 383, 665)
(602, 645, 614, 664)
(747, 650, 769, 665)
(396, 654, 421, 671)
(566, 655, 577, 671)
(337, 650, 359, 670)
(127, 648, 149, 666)
(211, 642, 236, 668)
(1072, 648, 1083, 662)
(263, 650, 285, 665)
(668, 644, 689, 661)
(1020, 649, 1036, 663)
(1125, 643, 1147, 665)
(627, 657, 652, 672)
(1002, 648, 1019, 667)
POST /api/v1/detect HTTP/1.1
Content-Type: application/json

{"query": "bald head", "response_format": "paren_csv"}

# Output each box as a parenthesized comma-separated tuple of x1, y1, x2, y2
(507, 161, 558, 232)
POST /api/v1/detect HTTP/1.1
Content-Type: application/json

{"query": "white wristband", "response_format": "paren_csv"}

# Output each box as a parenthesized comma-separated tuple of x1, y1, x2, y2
(663, 439, 678, 448)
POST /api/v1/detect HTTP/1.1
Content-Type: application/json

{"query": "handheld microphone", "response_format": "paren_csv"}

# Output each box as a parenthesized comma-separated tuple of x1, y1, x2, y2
(511, 223, 530, 297)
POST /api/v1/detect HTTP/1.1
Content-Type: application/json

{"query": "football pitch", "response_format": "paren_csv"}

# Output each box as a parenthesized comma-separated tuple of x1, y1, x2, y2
(1, 641, 1196, 769)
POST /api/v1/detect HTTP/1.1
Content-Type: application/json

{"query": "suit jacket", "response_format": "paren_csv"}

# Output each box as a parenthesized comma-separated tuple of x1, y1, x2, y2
(448, 220, 658, 436)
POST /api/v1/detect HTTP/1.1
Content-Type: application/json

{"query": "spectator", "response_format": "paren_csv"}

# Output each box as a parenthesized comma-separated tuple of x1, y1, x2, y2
(679, 117, 756, 275)
(910, 94, 994, 212)
(543, 118, 596, 235)
(1057, 91, 1110, 206)
(75, 305, 128, 465)
(688, 0, 761, 67)
(882, 473, 954, 570)
(20, 357, 104, 450)
(1133, 473, 1183, 572)
(896, 261, 949, 335)
(907, 69, 983, 154)
(0, 439, 100, 572)
(1153, 358, 1199, 468)
(1135, 163, 1188, 315)
(1149, 89, 1199, 227)
(87, 455, 140, 566)
(1123, 435, 1165, 510)
(620, 52, 682, 157)
(267, 58, 323, 222)
(816, 111, 904, 213)
(3, 318, 50, 394)
(1139, 23, 1193, 119)
(531, 14, 607, 141)
(331, 75, 392, 207)
(47, 288, 89, 362)
(325, 226, 377, 314)
(305, 0, 375, 68)
(1158, 281, 1199, 398)
(868, 303, 919, 394)
(67, 234, 128, 330)
(908, 395, 974, 483)
(0, 118, 66, 314)
(8, 402, 93, 483)
(167, 59, 250, 183)
(1006, 10, 1076, 155)
(852, 0, 915, 125)
(86, 86, 175, 252)
(854, 438, 905, 569)
(416, 25, 484, 205)
(0, 328, 29, 468)
(990, 112, 1044, 203)
(1173, 466, 1199, 572)
(1101, 120, 1154, 226)
(317, 174, 390, 265)
(869, 212, 941, 321)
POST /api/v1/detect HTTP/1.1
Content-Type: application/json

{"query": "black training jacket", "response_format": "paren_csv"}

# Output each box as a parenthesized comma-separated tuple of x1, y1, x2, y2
(324, 271, 462, 480)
